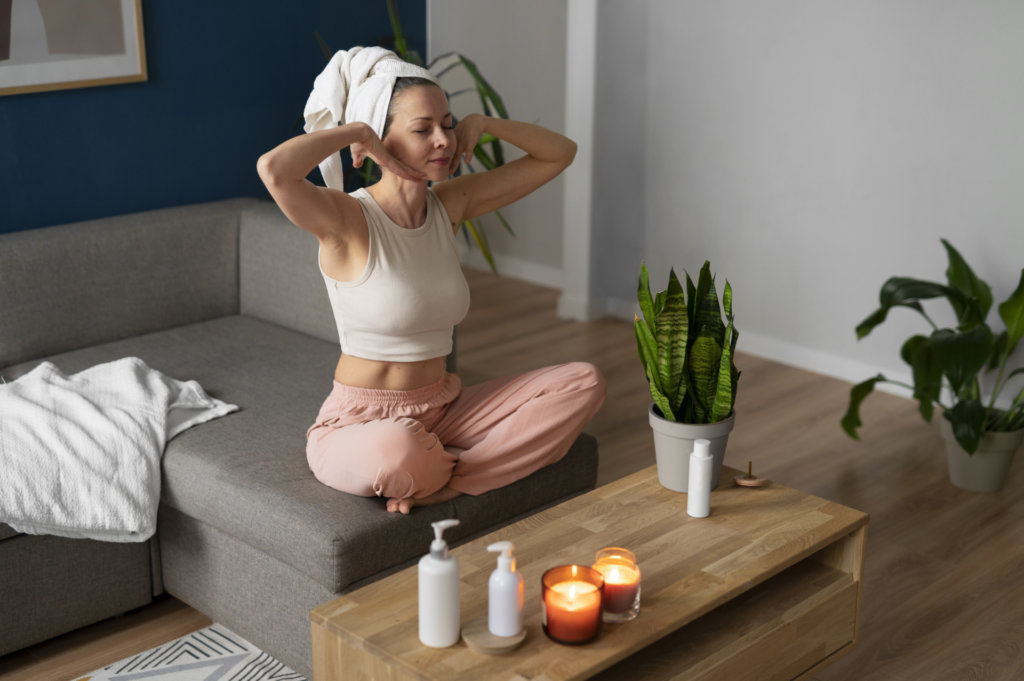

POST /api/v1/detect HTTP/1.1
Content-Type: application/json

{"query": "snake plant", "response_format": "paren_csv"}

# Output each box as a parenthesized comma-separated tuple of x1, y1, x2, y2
(841, 239, 1024, 454)
(635, 261, 740, 423)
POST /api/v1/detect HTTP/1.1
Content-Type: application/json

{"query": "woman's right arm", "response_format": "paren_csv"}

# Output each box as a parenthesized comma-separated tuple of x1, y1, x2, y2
(256, 123, 422, 240)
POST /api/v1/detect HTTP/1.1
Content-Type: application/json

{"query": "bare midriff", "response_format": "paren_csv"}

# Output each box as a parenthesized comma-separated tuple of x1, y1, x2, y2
(333, 353, 447, 391)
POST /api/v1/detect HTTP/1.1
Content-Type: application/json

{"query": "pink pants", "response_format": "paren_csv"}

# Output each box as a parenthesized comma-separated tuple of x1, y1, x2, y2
(306, 362, 606, 499)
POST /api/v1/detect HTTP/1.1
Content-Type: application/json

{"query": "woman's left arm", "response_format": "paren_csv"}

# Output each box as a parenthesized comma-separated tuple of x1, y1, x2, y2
(434, 114, 577, 226)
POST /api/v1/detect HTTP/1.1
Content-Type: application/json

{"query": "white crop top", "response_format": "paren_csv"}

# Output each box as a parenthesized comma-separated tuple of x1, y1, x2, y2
(319, 187, 470, 362)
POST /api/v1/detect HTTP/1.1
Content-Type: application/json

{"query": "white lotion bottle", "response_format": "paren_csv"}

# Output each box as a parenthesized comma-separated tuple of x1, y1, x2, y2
(687, 438, 713, 518)
(486, 541, 524, 637)
(418, 518, 461, 647)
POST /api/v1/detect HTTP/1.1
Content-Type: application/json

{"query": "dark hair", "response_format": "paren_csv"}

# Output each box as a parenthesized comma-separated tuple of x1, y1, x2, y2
(381, 77, 441, 139)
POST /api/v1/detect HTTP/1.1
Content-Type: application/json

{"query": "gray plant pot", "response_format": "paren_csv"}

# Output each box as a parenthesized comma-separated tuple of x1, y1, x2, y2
(648, 405, 735, 493)
(938, 415, 1023, 493)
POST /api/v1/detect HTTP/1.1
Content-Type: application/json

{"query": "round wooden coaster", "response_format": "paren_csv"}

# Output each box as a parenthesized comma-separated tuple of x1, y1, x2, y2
(462, 618, 527, 654)
(734, 460, 769, 487)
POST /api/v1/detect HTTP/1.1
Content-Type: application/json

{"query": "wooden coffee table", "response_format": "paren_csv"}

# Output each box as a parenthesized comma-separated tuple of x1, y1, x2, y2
(311, 465, 868, 681)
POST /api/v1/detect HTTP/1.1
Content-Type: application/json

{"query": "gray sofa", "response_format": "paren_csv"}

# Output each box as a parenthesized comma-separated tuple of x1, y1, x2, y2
(0, 198, 598, 677)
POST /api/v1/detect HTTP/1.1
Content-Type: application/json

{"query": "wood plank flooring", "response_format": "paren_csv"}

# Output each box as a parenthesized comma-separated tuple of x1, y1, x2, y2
(2, 267, 1023, 681)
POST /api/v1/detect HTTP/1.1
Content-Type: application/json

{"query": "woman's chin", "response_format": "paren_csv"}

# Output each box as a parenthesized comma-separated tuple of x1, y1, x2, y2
(426, 166, 450, 182)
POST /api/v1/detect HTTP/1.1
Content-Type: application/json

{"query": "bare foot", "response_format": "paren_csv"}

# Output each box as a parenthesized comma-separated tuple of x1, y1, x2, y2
(386, 486, 462, 514)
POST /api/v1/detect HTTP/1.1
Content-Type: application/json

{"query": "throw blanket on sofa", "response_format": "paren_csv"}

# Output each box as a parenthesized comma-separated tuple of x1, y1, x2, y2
(0, 358, 238, 542)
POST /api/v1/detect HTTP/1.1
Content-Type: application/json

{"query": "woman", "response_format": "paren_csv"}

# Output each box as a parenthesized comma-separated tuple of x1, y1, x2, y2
(257, 47, 605, 514)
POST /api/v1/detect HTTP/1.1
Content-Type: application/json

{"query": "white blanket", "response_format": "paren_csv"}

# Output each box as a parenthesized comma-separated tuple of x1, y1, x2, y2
(0, 358, 238, 542)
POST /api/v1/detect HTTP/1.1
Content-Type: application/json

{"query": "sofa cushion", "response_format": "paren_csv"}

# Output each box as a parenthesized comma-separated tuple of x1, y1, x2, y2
(3, 315, 597, 593)
(0, 200, 251, 369)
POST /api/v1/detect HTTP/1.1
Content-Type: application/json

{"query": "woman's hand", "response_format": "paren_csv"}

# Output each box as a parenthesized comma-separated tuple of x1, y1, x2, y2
(449, 113, 487, 175)
(351, 128, 426, 182)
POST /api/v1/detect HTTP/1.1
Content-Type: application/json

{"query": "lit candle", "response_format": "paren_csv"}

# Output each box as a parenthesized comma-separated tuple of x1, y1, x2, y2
(541, 565, 604, 644)
(592, 548, 641, 621)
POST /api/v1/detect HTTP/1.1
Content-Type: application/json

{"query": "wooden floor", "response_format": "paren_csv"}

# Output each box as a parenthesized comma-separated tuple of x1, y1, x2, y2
(3, 268, 1023, 681)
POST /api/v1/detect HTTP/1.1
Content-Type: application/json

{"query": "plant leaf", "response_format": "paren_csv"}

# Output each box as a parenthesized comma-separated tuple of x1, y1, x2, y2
(636, 319, 673, 420)
(988, 331, 1008, 372)
(948, 399, 986, 454)
(711, 320, 735, 422)
(855, 276, 968, 340)
(855, 301, 925, 339)
(930, 326, 994, 399)
(461, 219, 497, 273)
(942, 239, 992, 328)
(689, 330, 722, 422)
(492, 209, 515, 237)
(841, 374, 886, 440)
(637, 263, 656, 330)
(634, 316, 658, 379)
(998, 268, 1024, 355)
(654, 291, 666, 318)
(656, 270, 688, 413)
(691, 262, 721, 336)
(457, 54, 509, 120)
(315, 31, 332, 60)
(900, 335, 941, 422)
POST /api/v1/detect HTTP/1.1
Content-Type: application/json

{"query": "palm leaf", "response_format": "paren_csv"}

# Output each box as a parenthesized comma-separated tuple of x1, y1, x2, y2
(462, 218, 496, 273)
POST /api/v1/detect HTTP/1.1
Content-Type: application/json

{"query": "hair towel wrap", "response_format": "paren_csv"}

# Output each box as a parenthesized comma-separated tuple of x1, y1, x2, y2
(303, 46, 438, 189)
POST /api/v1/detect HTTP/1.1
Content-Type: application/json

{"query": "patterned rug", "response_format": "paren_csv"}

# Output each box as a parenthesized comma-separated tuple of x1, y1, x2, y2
(74, 624, 306, 681)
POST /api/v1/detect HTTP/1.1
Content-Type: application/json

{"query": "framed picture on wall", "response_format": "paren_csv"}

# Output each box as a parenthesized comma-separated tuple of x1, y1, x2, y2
(0, 0, 146, 96)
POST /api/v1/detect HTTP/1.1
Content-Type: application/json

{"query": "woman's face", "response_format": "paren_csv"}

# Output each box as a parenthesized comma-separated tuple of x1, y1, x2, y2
(382, 84, 455, 183)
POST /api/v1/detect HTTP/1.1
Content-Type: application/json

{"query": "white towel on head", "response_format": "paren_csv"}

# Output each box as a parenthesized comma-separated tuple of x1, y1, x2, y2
(303, 46, 438, 190)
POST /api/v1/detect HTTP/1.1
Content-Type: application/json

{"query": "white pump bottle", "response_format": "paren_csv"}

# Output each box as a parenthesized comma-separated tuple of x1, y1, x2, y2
(486, 541, 524, 637)
(418, 519, 461, 647)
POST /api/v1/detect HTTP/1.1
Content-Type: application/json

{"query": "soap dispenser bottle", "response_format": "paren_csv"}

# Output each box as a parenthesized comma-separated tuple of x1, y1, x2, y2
(418, 518, 461, 647)
(486, 541, 524, 637)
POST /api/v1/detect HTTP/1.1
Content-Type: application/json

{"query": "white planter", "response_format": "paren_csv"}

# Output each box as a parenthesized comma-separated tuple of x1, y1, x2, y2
(938, 416, 1023, 493)
(649, 405, 735, 493)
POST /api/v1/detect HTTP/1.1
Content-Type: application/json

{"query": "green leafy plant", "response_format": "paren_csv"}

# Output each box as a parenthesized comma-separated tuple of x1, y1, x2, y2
(841, 239, 1024, 453)
(316, 0, 514, 272)
(634, 261, 740, 423)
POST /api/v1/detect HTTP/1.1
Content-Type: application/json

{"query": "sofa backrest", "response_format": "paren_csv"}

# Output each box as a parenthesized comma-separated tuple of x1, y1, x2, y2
(238, 201, 338, 345)
(0, 200, 247, 369)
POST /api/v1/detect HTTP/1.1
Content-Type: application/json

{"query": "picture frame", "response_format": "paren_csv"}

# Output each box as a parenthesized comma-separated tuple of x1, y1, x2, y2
(0, 0, 146, 96)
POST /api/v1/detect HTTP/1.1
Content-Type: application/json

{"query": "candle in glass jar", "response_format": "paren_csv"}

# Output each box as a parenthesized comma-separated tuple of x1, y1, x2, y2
(542, 565, 604, 644)
(592, 548, 641, 621)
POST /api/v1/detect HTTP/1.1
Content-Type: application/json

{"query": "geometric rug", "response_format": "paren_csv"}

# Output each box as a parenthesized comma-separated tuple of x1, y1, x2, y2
(73, 624, 306, 681)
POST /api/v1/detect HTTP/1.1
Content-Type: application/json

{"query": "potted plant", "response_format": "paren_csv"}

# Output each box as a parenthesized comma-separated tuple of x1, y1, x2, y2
(635, 261, 740, 492)
(841, 239, 1024, 492)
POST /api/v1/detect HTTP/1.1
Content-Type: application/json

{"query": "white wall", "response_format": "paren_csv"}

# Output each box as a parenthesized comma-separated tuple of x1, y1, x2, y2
(427, 0, 568, 287)
(595, 0, 1024, 389)
(430, 1, 1024, 394)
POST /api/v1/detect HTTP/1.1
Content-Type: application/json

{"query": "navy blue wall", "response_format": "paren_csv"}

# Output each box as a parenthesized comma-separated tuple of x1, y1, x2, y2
(0, 1, 426, 234)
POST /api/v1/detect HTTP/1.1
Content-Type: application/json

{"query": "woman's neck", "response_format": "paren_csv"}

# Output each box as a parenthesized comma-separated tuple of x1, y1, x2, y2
(366, 176, 429, 229)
